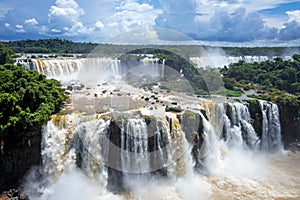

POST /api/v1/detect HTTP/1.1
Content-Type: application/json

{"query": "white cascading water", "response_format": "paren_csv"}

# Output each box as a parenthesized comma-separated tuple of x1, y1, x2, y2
(259, 101, 283, 152)
(141, 57, 165, 78)
(190, 55, 292, 68)
(121, 119, 150, 173)
(19, 57, 168, 85)
(19, 58, 122, 83)
(23, 99, 292, 200)
(222, 102, 260, 150)
(17, 55, 293, 77)
(41, 114, 110, 182)
(75, 117, 110, 183)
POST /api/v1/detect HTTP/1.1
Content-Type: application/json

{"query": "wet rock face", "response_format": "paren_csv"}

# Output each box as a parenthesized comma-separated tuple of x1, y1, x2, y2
(0, 131, 41, 193)
(106, 117, 169, 193)
(179, 111, 204, 169)
(277, 103, 300, 148)
(247, 101, 263, 138)
(106, 119, 124, 193)
(247, 100, 300, 149)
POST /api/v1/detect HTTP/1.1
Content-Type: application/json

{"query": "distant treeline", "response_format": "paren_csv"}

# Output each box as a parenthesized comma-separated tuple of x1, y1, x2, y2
(222, 46, 300, 56)
(2, 39, 300, 56)
(3, 38, 97, 54)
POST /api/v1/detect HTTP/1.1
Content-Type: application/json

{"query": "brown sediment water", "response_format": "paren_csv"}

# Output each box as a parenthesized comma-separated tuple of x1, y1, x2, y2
(208, 151, 300, 200)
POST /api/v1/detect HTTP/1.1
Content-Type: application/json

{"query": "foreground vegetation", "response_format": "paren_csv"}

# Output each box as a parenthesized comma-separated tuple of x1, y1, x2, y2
(0, 43, 66, 138)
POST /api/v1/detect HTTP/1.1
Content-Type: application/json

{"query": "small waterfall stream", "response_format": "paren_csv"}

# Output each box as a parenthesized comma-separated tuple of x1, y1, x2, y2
(259, 101, 283, 152)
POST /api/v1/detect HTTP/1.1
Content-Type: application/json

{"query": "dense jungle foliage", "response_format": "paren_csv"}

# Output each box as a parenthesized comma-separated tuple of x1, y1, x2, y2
(0, 43, 66, 138)
(221, 54, 300, 105)
(0, 43, 14, 65)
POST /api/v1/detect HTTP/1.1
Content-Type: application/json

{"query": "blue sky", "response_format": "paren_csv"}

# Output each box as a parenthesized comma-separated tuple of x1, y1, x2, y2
(0, 0, 300, 46)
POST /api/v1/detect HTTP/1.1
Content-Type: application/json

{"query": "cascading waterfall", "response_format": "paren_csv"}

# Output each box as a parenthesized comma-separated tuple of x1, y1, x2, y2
(221, 102, 260, 150)
(190, 55, 292, 68)
(259, 101, 283, 152)
(24, 99, 286, 199)
(22, 59, 83, 78)
(18, 56, 167, 83)
(165, 117, 194, 177)
(121, 119, 150, 173)
(19, 58, 122, 82)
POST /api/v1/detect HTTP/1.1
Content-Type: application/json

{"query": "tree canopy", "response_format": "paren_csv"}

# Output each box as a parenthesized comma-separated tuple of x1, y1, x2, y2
(0, 64, 66, 137)
(221, 55, 300, 95)
(0, 42, 14, 65)
(3, 38, 97, 54)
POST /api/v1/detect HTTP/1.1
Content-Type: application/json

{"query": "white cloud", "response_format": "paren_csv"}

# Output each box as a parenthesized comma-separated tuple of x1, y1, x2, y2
(51, 28, 61, 33)
(38, 25, 48, 35)
(25, 18, 38, 25)
(95, 21, 104, 29)
(286, 10, 300, 23)
(47, 0, 93, 37)
(16, 28, 25, 33)
(260, 14, 286, 29)
(1, 0, 299, 44)
(106, 0, 162, 34)
(238, 0, 300, 12)
(15, 24, 25, 33)
(16, 24, 23, 29)
(64, 22, 93, 36)
(155, 0, 300, 42)
(279, 21, 300, 40)
(49, 0, 84, 22)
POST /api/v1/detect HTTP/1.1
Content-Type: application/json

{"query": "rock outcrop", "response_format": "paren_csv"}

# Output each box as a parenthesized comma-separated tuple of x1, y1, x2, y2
(0, 131, 41, 193)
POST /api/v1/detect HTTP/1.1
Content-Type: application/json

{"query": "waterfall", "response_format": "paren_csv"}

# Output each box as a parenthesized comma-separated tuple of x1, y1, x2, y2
(40, 102, 283, 178)
(259, 101, 283, 152)
(26, 98, 286, 199)
(190, 55, 289, 68)
(222, 102, 260, 149)
(75, 117, 110, 184)
(140, 57, 165, 79)
(120, 119, 150, 173)
(41, 114, 110, 184)
(18, 58, 122, 82)
(165, 117, 194, 177)
(22, 59, 83, 78)
(196, 111, 220, 173)
(41, 115, 77, 179)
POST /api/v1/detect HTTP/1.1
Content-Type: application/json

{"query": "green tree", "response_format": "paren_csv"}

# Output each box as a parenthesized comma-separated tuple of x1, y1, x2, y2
(0, 64, 66, 138)
(0, 43, 14, 65)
